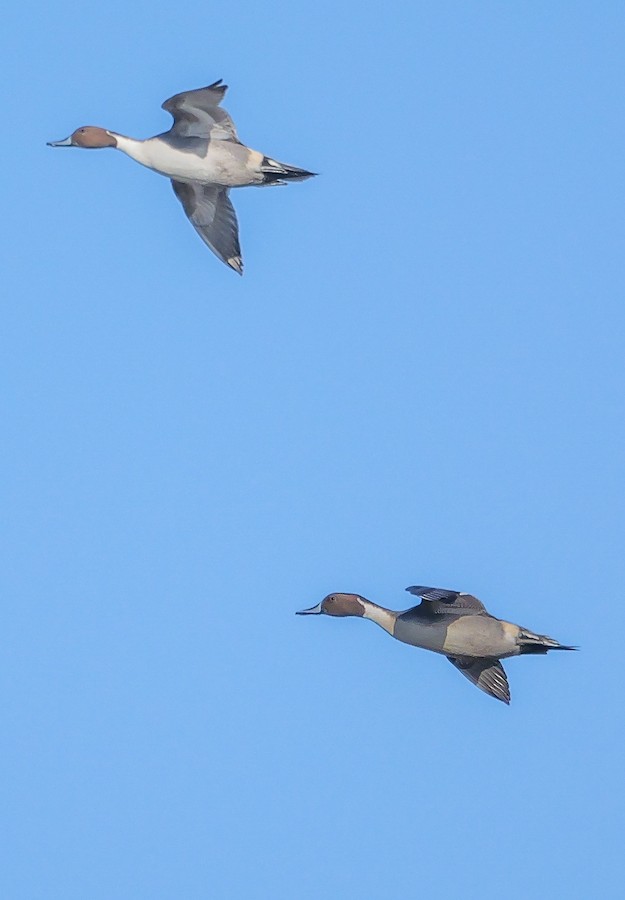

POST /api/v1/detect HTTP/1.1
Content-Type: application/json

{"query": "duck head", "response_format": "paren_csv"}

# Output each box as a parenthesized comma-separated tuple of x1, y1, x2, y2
(296, 593, 366, 617)
(47, 126, 117, 149)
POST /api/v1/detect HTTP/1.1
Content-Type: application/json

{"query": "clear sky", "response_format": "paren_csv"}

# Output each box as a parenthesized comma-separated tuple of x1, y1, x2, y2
(2, 2, 624, 897)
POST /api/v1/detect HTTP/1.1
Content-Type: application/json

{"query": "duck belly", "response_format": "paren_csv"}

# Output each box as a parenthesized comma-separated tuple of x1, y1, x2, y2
(141, 139, 261, 187)
(442, 617, 520, 659)
(392, 619, 448, 653)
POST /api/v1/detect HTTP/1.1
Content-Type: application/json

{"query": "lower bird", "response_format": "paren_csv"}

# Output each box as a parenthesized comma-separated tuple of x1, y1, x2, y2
(48, 80, 315, 274)
(297, 585, 576, 704)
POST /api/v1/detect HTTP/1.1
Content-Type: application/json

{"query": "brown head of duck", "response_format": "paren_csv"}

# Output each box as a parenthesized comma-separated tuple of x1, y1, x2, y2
(47, 126, 117, 149)
(296, 593, 367, 617)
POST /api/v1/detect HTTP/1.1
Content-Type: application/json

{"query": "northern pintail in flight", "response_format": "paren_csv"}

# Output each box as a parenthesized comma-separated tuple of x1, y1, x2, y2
(297, 585, 576, 704)
(48, 80, 316, 274)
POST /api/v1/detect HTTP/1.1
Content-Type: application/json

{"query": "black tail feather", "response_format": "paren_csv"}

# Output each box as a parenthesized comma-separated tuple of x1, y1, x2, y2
(518, 629, 578, 655)
(260, 156, 316, 184)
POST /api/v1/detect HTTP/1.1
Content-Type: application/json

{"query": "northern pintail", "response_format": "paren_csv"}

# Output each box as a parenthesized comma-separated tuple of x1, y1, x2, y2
(48, 80, 316, 274)
(297, 585, 576, 704)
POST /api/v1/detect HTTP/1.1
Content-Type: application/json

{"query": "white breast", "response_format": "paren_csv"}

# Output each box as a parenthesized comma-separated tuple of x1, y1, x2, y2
(113, 134, 258, 187)
(139, 138, 218, 182)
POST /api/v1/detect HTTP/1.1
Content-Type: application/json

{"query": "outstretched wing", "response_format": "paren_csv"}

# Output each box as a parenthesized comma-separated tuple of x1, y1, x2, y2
(171, 180, 242, 274)
(406, 585, 486, 612)
(447, 656, 510, 704)
(407, 586, 462, 603)
(162, 80, 240, 141)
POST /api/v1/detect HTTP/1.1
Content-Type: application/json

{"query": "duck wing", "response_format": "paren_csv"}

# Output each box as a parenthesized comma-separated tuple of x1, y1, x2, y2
(162, 80, 240, 141)
(447, 656, 511, 704)
(405, 585, 487, 616)
(171, 180, 242, 274)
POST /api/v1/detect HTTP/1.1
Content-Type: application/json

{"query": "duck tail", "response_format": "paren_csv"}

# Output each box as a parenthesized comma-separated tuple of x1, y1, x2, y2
(518, 628, 578, 655)
(260, 156, 317, 184)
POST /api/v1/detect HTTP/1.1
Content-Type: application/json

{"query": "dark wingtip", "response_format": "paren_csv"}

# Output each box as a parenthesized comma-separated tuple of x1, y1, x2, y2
(207, 79, 227, 92)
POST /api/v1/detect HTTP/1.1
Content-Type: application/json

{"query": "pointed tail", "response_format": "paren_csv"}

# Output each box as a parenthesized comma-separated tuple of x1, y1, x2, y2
(260, 156, 317, 184)
(518, 628, 578, 655)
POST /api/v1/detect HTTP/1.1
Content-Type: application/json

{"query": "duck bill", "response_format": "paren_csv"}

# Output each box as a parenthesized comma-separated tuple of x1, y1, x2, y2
(47, 136, 73, 147)
(296, 602, 323, 615)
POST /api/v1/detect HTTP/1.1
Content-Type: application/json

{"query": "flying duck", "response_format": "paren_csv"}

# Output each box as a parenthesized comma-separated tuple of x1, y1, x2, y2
(48, 80, 315, 274)
(297, 585, 576, 704)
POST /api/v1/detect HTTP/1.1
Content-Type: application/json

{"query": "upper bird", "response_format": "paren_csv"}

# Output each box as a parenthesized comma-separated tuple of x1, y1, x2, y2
(47, 80, 316, 274)
(297, 585, 576, 704)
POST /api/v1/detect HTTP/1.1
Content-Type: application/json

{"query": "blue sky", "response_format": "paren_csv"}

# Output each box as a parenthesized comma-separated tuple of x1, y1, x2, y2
(2, 1, 624, 897)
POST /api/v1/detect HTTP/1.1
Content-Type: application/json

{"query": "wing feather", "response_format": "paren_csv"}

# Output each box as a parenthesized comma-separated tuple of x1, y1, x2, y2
(171, 180, 242, 274)
(162, 80, 239, 141)
(406, 585, 486, 612)
(447, 656, 511, 704)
